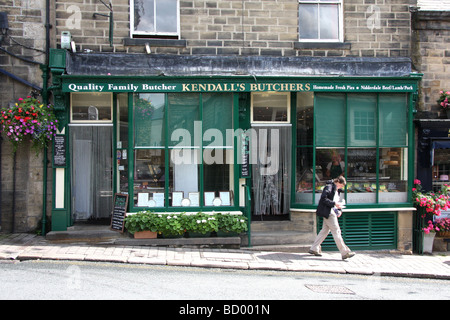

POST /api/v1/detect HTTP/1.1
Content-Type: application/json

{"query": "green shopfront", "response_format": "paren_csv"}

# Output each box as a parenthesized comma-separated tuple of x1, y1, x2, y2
(48, 52, 420, 251)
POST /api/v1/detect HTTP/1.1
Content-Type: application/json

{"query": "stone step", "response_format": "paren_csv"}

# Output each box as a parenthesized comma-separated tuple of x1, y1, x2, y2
(241, 230, 315, 247)
(250, 220, 313, 233)
(46, 228, 127, 243)
(246, 244, 311, 253)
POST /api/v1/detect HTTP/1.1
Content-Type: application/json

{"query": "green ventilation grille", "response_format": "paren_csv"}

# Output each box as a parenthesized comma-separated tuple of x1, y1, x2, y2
(317, 212, 397, 251)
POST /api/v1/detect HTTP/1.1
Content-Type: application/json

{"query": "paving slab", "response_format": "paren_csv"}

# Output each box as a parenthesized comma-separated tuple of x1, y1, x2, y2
(1, 233, 450, 280)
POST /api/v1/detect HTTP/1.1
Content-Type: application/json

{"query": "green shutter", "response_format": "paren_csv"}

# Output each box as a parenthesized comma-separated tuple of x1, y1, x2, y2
(347, 94, 377, 147)
(379, 94, 407, 147)
(134, 93, 166, 147)
(318, 212, 397, 250)
(202, 93, 233, 146)
(168, 93, 200, 146)
(315, 93, 346, 147)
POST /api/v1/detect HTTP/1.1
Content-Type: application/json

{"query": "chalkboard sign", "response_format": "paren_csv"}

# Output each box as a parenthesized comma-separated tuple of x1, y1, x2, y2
(53, 135, 66, 167)
(110, 193, 128, 233)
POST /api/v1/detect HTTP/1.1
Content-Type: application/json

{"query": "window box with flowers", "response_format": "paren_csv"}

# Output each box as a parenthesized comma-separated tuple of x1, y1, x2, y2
(437, 90, 450, 118)
(0, 96, 58, 154)
(435, 217, 450, 238)
(124, 211, 247, 239)
(412, 179, 450, 253)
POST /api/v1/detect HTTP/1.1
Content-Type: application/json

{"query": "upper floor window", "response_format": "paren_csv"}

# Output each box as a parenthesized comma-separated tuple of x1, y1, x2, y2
(298, 0, 343, 42)
(130, 0, 179, 38)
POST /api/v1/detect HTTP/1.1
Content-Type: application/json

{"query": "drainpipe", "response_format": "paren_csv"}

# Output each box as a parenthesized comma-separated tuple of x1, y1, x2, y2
(12, 152, 16, 233)
(0, 136, 2, 231)
(40, 0, 51, 235)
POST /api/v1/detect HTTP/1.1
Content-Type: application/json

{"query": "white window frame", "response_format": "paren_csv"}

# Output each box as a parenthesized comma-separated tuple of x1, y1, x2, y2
(130, 0, 180, 38)
(251, 92, 291, 124)
(70, 93, 113, 124)
(298, 0, 344, 42)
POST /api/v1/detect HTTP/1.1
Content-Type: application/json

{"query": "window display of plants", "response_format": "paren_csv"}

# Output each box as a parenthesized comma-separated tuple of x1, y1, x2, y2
(124, 211, 247, 237)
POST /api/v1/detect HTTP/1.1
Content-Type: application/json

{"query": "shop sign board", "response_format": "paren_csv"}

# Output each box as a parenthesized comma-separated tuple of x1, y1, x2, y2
(53, 134, 67, 168)
(111, 193, 128, 233)
(62, 78, 417, 93)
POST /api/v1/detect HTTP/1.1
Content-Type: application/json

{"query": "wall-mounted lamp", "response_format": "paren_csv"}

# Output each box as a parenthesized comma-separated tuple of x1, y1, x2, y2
(145, 43, 151, 54)
(0, 12, 9, 44)
(93, 0, 113, 47)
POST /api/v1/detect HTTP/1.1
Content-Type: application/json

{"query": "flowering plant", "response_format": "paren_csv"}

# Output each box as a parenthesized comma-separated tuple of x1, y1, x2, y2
(124, 211, 247, 236)
(412, 179, 450, 217)
(435, 217, 450, 232)
(437, 90, 450, 110)
(423, 220, 438, 234)
(0, 96, 58, 154)
(217, 213, 248, 234)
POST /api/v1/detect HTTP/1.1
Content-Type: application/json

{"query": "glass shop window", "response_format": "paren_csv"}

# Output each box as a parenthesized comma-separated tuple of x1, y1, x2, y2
(202, 93, 234, 207)
(378, 147, 408, 203)
(132, 92, 234, 209)
(71, 93, 112, 122)
(116, 93, 129, 194)
(432, 148, 450, 193)
(133, 93, 166, 208)
(251, 92, 290, 123)
(295, 92, 315, 204)
(294, 92, 409, 205)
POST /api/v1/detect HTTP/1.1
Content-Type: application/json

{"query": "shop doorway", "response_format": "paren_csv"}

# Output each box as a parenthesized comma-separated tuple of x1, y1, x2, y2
(251, 125, 291, 219)
(70, 125, 113, 223)
(250, 92, 291, 220)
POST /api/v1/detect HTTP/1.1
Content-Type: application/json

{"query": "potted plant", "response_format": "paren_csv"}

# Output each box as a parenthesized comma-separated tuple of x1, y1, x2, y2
(412, 180, 450, 253)
(422, 220, 438, 254)
(437, 90, 450, 118)
(0, 96, 58, 154)
(217, 213, 248, 236)
(124, 211, 158, 238)
(124, 211, 249, 239)
(183, 212, 219, 237)
(435, 217, 450, 238)
(412, 180, 450, 217)
(155, 213, 184, 238)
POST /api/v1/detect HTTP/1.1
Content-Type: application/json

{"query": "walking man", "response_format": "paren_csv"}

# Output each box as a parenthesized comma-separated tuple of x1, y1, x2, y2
(309, 176, 355, 260)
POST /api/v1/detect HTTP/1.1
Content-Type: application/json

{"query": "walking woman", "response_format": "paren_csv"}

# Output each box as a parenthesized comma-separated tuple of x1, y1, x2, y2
(309, 176, 355, 260)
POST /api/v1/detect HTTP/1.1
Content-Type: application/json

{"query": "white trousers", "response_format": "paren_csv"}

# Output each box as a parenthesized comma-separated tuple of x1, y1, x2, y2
(310, 212, 351, 258)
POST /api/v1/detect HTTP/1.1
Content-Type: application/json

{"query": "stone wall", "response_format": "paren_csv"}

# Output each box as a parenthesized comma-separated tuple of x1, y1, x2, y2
(54, 0, 416, 58)
(0, 0, 425, 233)
(0, 0, 51, 233)
(412, 9, 450, 117)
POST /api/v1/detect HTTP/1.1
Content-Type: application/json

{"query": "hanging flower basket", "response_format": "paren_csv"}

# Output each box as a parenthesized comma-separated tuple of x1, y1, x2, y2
(0, 96, 58, 154)
(437, 90, 450, 118)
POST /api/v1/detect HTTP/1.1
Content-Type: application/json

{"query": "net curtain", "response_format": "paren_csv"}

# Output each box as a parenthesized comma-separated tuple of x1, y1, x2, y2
(252, 126, 291, 215)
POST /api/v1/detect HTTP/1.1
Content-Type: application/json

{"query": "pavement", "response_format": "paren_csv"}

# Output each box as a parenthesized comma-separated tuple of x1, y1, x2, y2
(1, 233, 450, 280)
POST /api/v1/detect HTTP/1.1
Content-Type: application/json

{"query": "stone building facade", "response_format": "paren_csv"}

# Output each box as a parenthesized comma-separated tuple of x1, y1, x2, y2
(0, 1, 441, 255)
(54, 0, 415, 58)
(0, 0, 51, 233)
(412, 5, 450, 117)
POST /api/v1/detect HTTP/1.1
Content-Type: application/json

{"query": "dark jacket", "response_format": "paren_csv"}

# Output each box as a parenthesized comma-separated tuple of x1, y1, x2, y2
(316, 180, 342, 219)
